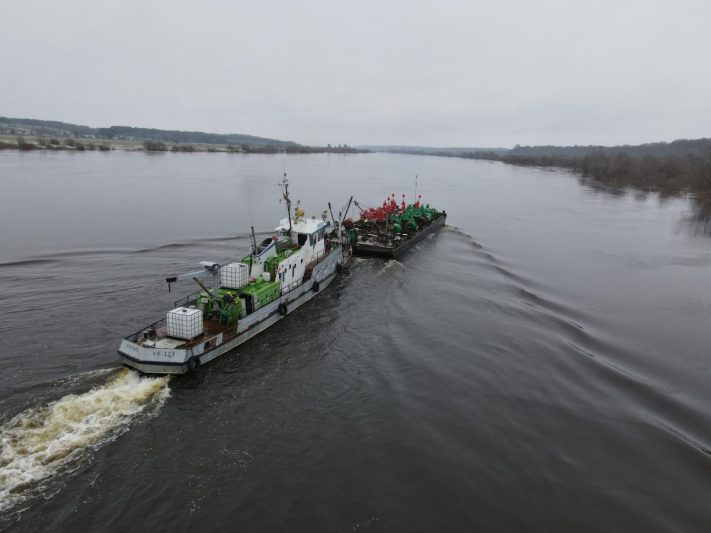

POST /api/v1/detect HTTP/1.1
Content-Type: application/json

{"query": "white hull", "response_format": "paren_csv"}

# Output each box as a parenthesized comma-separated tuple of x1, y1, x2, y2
(118, 247, 344, 374)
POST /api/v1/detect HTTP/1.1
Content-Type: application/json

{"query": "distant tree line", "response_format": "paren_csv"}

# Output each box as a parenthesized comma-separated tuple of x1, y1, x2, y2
(577, 151, 711, 198)
(105, 125, 297, 148)
(143, 140, 167, 152)
(380, 139, 711, 202)
(490, 144, 711, 202)
(171, 144, 196, 152)
(505, 138, 711, 159)
(226, 143, 368, 154)
(0, 136, 110, 151)
(0, 116, 298, 148)
(0, 117, 372, 155)
(139, 141, 369, 154)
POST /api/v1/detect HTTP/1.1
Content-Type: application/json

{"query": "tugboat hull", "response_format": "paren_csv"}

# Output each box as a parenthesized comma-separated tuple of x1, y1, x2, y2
(118, 248, 345, 375)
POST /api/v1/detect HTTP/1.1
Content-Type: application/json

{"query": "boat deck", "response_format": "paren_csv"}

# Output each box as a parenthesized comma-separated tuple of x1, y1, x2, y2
(182, 320, 238, 348)
(145, 319, 238, 349)
(125, 247, 339, 350)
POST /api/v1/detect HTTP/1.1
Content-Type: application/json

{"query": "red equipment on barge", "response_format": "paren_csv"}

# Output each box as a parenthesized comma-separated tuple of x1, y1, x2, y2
(349, 193, 446, 259)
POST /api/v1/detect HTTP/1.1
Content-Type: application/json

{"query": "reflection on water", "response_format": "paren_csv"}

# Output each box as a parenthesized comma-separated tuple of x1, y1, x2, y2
(574, 173, 711, 237)
(682, 198, 711, 237)
(575, 175, 627, 197)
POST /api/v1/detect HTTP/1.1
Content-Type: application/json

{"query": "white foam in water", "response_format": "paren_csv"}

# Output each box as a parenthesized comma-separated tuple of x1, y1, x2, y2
(0, 368, 170, 512)
(378, 259, 404, 275)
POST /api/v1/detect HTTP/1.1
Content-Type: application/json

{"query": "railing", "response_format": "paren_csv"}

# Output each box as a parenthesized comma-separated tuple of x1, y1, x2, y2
(174, 290, 201, 308)
(169, 246, 334, 311)
(281, 279, 303, 294)
(126, 317, 167, 342)
(304, 249, 329, 272)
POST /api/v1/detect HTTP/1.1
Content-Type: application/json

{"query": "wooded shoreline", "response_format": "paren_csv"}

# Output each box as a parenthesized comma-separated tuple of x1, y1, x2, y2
(381, 140, 711, 204)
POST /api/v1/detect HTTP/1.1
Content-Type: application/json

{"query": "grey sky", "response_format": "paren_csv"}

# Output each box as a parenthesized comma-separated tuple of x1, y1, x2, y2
(1, 0, 710, 147)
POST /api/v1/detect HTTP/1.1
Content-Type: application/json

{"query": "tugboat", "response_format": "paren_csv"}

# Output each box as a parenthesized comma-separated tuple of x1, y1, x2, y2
(349, 193, 446, 259)
(117, 175, 352, 374)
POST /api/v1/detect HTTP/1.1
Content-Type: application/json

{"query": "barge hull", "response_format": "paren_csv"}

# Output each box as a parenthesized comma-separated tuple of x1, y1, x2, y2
(353, 214, 446, 259)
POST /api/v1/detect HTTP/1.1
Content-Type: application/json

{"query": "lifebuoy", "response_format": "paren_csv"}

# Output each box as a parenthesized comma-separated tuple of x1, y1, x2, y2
(187, 356, 200, 373)
(278, 302, 288, 315)
(312, 280, 320, 292)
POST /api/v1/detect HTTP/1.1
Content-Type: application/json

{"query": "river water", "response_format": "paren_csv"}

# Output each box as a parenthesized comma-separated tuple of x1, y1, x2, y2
(0, 151, 710, 531)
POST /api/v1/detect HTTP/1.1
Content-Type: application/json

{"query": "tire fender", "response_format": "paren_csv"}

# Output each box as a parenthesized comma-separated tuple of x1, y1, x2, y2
(187, 356, 200, 373)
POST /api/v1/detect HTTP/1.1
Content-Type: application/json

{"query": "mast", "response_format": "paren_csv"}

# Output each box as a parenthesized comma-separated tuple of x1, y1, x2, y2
(280, 172, 293, 235)
(250, 226, 258, 256)
(249, 225, 258, 277)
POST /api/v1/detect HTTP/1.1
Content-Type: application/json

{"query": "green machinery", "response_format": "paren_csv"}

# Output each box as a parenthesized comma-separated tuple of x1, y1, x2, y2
(240, 279, 281, 313)
(196, 287, 246, 326)
(397, 203, 436, 233)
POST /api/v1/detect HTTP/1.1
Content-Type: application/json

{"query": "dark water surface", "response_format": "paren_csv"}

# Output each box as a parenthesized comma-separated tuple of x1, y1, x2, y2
(1, 151, 710, 531)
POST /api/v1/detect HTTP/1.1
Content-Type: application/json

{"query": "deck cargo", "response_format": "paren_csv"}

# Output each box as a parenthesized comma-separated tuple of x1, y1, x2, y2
(220, 262, 249, 289)
(167, 307, 203, 340)
(241, 279, 281, 311)
(351, 194, 446, 259)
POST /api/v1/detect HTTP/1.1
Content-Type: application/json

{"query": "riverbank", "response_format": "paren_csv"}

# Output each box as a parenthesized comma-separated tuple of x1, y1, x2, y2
(375, 140, 711, 204)
(501, 151, 711, 203)
(0, 117, 367, 154)
(0, 135, 368, 155)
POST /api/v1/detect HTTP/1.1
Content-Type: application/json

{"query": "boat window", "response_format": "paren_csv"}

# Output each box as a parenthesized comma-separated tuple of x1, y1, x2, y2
(298, 233, 307, 246)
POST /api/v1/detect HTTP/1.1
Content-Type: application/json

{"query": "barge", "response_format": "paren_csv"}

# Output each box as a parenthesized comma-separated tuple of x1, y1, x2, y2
(350, 194, 446, 259)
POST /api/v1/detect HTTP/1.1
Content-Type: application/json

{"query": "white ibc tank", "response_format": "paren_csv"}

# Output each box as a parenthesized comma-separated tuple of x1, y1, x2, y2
(221, 262, 249, 289)
(167, 307, 203, 340)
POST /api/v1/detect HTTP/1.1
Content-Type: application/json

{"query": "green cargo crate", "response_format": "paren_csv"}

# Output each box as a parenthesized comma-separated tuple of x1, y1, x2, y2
(241, 280, 281, 310)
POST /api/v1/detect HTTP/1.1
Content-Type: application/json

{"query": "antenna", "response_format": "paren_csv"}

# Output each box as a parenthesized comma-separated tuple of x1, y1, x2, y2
(280, 172, 293, 235)
(334, 196, 353, 246)
(339, 196, 353, 226)
(328, 201, 337, 226)
(250, 226, 258, 256)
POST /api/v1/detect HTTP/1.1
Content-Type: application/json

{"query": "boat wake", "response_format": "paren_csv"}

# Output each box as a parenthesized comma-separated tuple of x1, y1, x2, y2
(0, 232, 270, 267)
(0, 368, 170, 514)
(377, 259, 404, 275)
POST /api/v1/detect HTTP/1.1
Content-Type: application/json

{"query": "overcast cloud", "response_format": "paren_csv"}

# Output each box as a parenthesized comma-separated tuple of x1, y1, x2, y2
(1, 0, 710, 147)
